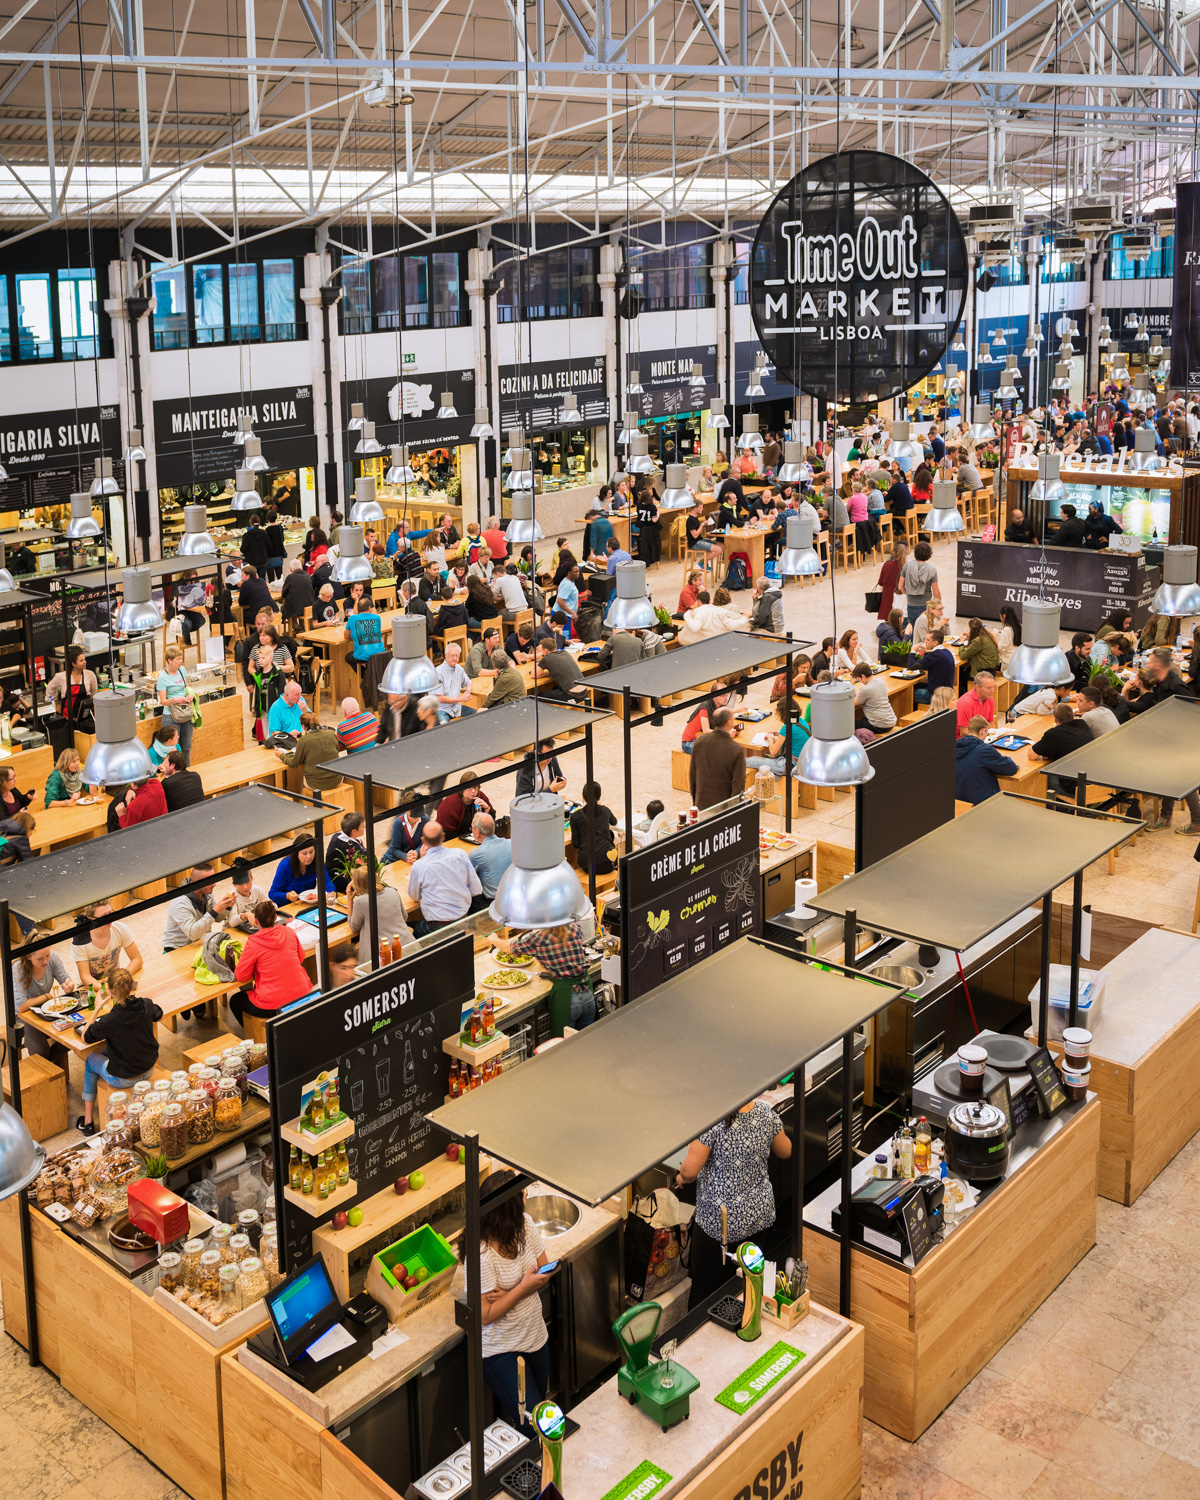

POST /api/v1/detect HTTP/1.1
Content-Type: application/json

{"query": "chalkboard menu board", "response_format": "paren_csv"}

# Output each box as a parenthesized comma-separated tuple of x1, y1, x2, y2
(153, 385, 316, 487)
(619, 802, 761, 1002)
(499, 355, 609, 432)
(269, 934, 476, 1273)
(27, 582, 117, 673)
(956, 539, 1156, 630)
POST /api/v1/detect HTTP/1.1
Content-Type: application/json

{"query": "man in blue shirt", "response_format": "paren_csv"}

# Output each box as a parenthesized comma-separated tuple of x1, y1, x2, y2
(605, 538, 631, 574)
(266, 679, 308, 737)
(955, 717, 1019, 804)
(467, 812, 512, 899)
(344, 598, 385, 671)
(929, 425, 946, 463)
(385, 521, 407, 556)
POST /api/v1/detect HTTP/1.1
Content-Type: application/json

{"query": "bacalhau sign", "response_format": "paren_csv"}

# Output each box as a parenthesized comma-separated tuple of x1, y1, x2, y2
(750, 150, 968, 406)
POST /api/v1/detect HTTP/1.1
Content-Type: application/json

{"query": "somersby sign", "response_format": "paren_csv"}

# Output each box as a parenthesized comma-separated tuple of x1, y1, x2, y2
(750, 149, 968, 407)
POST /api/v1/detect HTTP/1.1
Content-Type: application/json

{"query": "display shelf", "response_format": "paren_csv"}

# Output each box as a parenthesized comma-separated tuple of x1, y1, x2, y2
(442, 1031, 510, 1066)
(278, 1113, 355, 1151)
(282, 1176, 358, 1217)
(134, 1097, 271, 1171)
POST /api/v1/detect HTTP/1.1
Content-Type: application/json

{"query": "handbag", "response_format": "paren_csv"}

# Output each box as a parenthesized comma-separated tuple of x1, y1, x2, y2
(623, 1189, 692, 1301)
(166, 670, 194, 723)
(865, 588, 884, 613)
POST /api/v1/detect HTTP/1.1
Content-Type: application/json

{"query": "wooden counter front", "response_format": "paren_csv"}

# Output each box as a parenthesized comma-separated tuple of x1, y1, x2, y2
(73, 687, 246, 768)
(805, 1096, 1100, 1441)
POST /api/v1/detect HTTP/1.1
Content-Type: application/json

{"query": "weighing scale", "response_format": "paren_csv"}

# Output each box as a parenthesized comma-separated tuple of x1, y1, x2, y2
(613, 1302, 699, 1430)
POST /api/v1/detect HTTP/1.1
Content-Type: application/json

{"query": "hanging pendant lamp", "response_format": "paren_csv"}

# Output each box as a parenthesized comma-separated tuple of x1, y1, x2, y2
(231, 467, 262, 512)
(795, 683, 875, 787)
(991, 326, 1007, 347)
(950, 328, 966, 353)
(66, 492, 102, 538)
(1007, 598, 1073, 686)
(689, 362, 707, 391)
(90, 457, 119, 496)
(886, 420, 922, 468)
(996, 358, 1021, 404)
(1108, 351, 1131, 383)
(0, 1102, 44, 1201)
(385, 444, 416, 485)
(347, 402, 366, 431)
(242, 435, 269, 473)
(0, 543, 16, 594)
(777, 440, 806, 484)
(744, 357, 766, 398)
(977, 344, 994, 366)
(470, 408, 495, 439)
(1097, 318, 1112, 347)
(1030, 453, 1066, 506)
(1151, 545, 1200, 616)
(1133, 321, 1149, 345)
(436, 391, 458, 419)
(605, 560, 657, 628)
(738, 414, 763, 451)
(350, 475, 386, 524)
(968, 404, 997, 444)
(506, 442, 534, 490)
(333, 525, 374, 584)
(627, 359, 644, 396)
(560, 392, 579, 422)
(506, 488, 544, 543)
(114, 567, 164, 634)
(617, 410, 639, 446)
(777, 514, 822, 576)
(81, 690, 154, 785)
(706, 398, 730, 431)
(1149, 333, 1165, 360)
(124, 429, 146, 463)
(627, 433, 656, 474)
(1123, 310, 1140, 330)
(355, 420, 383, 456)
(1051, 362, 1072, 392)
(491, 792, 593, 929)
(661, 464, 690, 507)
(379, 614, 437, 695)
(923, 479, 966, 534)
(1129, 427, 1165, 473)
(1024, 335, 1038, 357)
(176, 504, 218, 556)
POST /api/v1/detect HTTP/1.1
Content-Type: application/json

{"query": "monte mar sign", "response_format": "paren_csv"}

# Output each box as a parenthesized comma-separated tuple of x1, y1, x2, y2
(750, 149, 968, 407)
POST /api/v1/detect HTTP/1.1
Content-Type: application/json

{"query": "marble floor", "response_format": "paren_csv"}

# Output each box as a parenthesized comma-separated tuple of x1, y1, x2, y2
(3, 529, 1197, 1497)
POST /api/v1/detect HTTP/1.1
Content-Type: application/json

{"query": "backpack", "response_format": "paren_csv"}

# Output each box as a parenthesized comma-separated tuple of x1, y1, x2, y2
(722, 554, 750, 591)
(201, 928, 244, 984)
(576, 601, 605, 643)
(295, 651, 316, 696)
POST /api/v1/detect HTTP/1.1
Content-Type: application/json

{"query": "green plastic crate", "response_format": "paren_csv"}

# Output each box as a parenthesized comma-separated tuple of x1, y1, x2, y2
(366, 1224, 458, 1323)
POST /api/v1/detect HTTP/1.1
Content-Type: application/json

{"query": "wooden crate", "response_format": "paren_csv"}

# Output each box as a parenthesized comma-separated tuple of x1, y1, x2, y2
(3, 1054, 67, 1139)
(763, 1289, 810, 1329)
(153, 1284, 269, 1350)
(183, 1032, 243, 1069)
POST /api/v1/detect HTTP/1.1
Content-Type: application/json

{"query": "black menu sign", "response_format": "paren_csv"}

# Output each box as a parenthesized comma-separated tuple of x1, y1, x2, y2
(956, 540, 1155, 630)
(341, 368, 476, 450)
(0, 403, 122, 480)
(620, 802, 761, 1002)
(1027, 1047, 1068, 1117)
(632, 345, 719, 419)
(499, 354, 609, 431)
(153, 384, 316, 486)
(901, 1193, 934, 1264)
(270, 934, 475, 1272)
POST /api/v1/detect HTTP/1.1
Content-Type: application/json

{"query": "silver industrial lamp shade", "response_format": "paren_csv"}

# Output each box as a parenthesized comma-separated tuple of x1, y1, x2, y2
(886, 420, 922, 468)
(1050, 361, 1072, 392)
(82, 690, 154, 785)
(1149, 334, 1165, 359)
(617, 410, 638, 446)
(951, 328, 966, 352)
(605, 560, 657, 629)
(176, 504, 218, 556)
(1133, 321, 1149, 345)
(1096, 322, 1111, 348)
(1129, 426, 1165, 473)
(243, 435, 269, 473)
(0, 543, 14, 593)
(1124, 310, 1139, 330)
(737, 413, 763, 451)
(1008, 598, 1073, 686)
(706, 398, 729, 431)
(437, 391, 458, 418)
(923, 479, 965, 534)
(945, 371, 963, 398)
(230, 467, 262, 511)
(385, 444, 416, 484)
(506, 488, 543, 543)
(968, 404, 997, 444)
(379, 614, 438, 695)
(502, 429, 526, 464)
(490, 792, 592, 929)
(125, 428, 147, 462)
(689, 362, 706, 390)
(1030, 452, 1066, 505)
(795, 682, 875, 787)
(627, 360, 644, 395)
(991, 325, 1007, 347)
(66, 491, 102, 538)
(1024, 336, 1038, 357)
(626, 433, 656, 475)
(469, 407, 494, 439)
(996, 357, 1021, 404)
(977, 344, 994, 365)
(507, 447, 534, 490)
(660, 463, 690, 507)
(560, 392, 579, 420)
(90, 457, 119, 496)
(778, 514, 822, 576)
(355, 420, 383, 456)
(350, 475, 386, 524)
(0, 1103, 44, 1201)
(744, 365, 766, 398)
(1059, 335, 1075, 357)
(333, 525, 374, 584)
(1151, 545, 1200, 616)
(777, 440, 806, 484)
(115, 567, 164, 634)
(348, 401, 366, 431)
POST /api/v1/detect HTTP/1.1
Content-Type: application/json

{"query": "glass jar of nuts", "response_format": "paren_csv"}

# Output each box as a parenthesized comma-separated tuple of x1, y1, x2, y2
(237, 1257, 268, 1308)
(183, 1089, 214, 1146)
(228, 1232, 252, 1262)
(196, 1248, 222, 1298)
(214, 1079, 242, 1132)
(159, 1103, 189, 1160)
(181, 1238, 206, 1289)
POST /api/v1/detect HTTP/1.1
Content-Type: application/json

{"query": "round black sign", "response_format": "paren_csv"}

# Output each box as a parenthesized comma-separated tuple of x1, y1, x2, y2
(749, 150, 968, 407)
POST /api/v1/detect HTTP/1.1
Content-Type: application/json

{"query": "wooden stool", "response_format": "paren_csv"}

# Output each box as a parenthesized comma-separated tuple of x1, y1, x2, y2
(244, 1014, 269, 1045)
(835, 526, 858, 571)
(683, 549, 719, 588)
(671, 749, 691, 792)
(878, 516, 894, 552)
(183, 1033, 242, 1069)
(4, 1055, 68, 1140)
(901, 513, 920, 549)
(317, 781, 357, 818)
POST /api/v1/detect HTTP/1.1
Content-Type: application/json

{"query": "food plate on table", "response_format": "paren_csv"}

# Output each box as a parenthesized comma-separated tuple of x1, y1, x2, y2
(889, 669, 923, 679)
(77, 796, 99, 806)
(481, 970, 531, 989)
(493, 951, 533, 967)
(38, 996, 81, 1018)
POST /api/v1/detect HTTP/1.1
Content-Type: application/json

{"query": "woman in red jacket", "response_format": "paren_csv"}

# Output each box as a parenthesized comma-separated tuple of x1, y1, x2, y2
(231, 901, 314, 1031)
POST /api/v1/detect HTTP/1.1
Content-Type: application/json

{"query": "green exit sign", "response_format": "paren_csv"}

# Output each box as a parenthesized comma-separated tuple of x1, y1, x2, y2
(403, 352, 417, 365)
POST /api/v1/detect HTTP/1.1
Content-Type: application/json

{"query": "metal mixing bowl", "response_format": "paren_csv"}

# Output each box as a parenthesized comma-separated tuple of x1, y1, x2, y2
(865, 963, 925, 992)
(526, 1193, 581, 1237)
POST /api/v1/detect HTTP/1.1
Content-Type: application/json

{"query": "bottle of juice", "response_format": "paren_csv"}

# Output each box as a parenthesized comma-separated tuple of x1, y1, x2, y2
(337, 1144, 349, 1187)
(87, 983, 95, 1011)
(449, 1061, 462, 1098)
(390, 934, 403, 963)
(483, 998, 495, 1038)
(311, 1084, 326, 1129)
(469, 1007, 483, 1045)
(318, 1152, 331, 1200)
(379, 935, 392, 966)
(289, 1146, 301, 1192)
(914, 1118, 932, 1175)
(300, 1154, 314, 1194)
(326, 1075, 340, 1116)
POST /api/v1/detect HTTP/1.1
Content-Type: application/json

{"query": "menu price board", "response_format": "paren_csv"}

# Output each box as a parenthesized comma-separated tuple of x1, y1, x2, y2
(955, 539, 1155, 629)
(632, 345, 719, 419)
(270, 934, 475, 1273)
(1027, 1046, 1068, 1117)
(619, 802, 761, 1002)
(499, 355, 609, 432)
(340, 369, 477, 449)
(153, 385, 316, 487)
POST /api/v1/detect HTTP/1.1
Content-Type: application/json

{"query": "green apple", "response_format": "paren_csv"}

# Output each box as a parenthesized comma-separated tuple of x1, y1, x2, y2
(408, 1170, 426, 1192)
(416, 1266, 430, 1283)
(457, 1146, 465, 1164)
(347, 1206, 364, 1228)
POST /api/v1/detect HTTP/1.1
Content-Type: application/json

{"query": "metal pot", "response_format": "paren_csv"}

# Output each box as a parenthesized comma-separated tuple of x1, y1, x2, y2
(944, 1100, 1010, 1182)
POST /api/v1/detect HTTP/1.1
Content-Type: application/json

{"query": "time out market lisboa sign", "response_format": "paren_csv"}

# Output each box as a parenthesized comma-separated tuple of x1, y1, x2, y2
(750, 150, 968, 407)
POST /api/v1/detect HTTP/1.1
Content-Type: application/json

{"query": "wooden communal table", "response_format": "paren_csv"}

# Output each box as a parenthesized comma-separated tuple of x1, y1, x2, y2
(0, 1195, 266, 1500)
(994, 713, 1054, 797)
(467, 648, 602, 704)
(74, 688, 245, 769)
(1050, 928, 1200, 1205)
(713, 523, 768, 581)
(298, 619, 394, 708)
(805, 1096, 1101, 1440)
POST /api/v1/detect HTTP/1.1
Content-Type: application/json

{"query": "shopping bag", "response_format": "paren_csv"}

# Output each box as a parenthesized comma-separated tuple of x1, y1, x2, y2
(624, 1189, 693, 1300)
(864, 589, 883, 613)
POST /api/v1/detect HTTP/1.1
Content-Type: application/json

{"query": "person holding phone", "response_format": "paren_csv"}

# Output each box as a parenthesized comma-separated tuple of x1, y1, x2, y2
(479, 1184, 553, 1436)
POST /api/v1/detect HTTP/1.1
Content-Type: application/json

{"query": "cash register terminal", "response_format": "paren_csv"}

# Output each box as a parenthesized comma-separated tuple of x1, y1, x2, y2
(249, 1254, 379, 1391)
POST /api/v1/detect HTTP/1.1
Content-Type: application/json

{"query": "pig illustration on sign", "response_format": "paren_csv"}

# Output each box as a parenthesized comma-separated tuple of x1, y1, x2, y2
(388, 381, 435, 420)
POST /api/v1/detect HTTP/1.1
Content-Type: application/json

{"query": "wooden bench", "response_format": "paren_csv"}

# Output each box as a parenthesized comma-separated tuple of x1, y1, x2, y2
(4, 1055, 68, 1140)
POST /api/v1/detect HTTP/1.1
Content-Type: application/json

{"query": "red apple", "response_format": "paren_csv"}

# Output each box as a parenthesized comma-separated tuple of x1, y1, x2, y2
(405, 1274, 420, 1290)
(331, 1211, 348, 1230)
(445, 1142, 460, 1160)
(394, 1176, 410, 1194)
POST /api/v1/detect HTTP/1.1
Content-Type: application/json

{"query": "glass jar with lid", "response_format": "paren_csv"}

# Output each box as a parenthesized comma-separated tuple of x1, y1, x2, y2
(228, 1232, 252, 1262)
(169, 1079, 190, 1103)
(218, 1263, 242, 1314)
(106, 1090, 130, 1119)
(260, 1224, 281, 1288)
(139, 1090, 168, 1147)
(102, 1117, 133, 1153)
(221, 1053, 250, 1101)
(181, 1238, 206, 1288)
(214, 1078, 242, 1132)
(158, 1250, 184, 1294)
(125, 1101, 145, 1144)
(170, 1070, 190, 1090)
(160, 1102, 189, 1160)
(210, 1223, 234, 1261)
(187, 1062, 206, 1082)
(236, 1207, 261, 1250)
(237, 1257, 268, 1307)
(184, 1089, 214, 1146)
(133, 1079, 155, 1101)
(196, 1248, 222, 1298)
(203, 1054, 223, 1072)
(198, 1066, 221, 1099)
(245, 1039, 268, 1071)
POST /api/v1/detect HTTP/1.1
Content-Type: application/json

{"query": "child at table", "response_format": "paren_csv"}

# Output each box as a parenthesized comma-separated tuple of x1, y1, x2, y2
(76, 967, 163, 1136)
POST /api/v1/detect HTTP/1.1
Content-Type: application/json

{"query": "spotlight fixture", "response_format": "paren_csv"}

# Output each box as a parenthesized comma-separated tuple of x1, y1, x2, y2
(65, 492, 101, 537)
(706, 398, 729, 431)
(114, 567, 164, 634)
(355, 420, 382, 455)
(470, 408, 494, 439)
(124, 429, 147, 463)
(605, 560, 657, 629)
(436, 391, 457, 418)
(243, 435, 269, 473)
(385, 444, 415, 485)
(1007, 598, 1073, 687)
(350, 475, 386, 524)
(795, 683, 875, 787)
(230, 467, 262, 511)
(90, 457, 119, 496)
(1151, 545, 1200, 616)
(333, 525, 374, 584)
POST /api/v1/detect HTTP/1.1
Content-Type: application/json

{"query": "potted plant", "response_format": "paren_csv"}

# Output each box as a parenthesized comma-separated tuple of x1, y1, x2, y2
(880, 640, 914, 669)
(143, 1152, 170, 1183)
